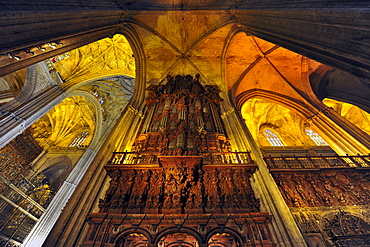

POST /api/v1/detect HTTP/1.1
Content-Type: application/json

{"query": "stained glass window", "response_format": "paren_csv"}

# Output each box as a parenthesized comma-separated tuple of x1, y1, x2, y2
(264, 129, 284, 146)
(69, 131, 89, 147)
(305, 129, 328, 146)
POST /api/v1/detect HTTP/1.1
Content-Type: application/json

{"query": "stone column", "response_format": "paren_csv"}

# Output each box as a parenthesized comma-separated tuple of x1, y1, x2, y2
(0, 85, 65, 149)
(41, 103, 145, 247)
(22, 148, 97, 247)
(220, 100, 307, 247)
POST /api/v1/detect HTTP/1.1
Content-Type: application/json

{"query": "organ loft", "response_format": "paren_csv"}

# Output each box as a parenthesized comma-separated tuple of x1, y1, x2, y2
(83, 74, 274, 247)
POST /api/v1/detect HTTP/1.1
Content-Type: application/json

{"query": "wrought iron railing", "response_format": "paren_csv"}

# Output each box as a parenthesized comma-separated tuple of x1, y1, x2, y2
(108, 151, 253, 165)
(264, 155, 370, 169)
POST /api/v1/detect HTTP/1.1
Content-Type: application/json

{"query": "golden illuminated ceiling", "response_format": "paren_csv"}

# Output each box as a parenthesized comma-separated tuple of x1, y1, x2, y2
(31, 23, 328, 151)
(323, 99, 370, 135)
(226, 33, 322, 98)
(136, 19, 235, 89)
(241, 98, 323, 147)
(32, 96, 95, 149)
(53, 34, 135, 85)
(7, 19, 367, 154)
(29, 35, 136, 151)
(128, 13, 321, 98)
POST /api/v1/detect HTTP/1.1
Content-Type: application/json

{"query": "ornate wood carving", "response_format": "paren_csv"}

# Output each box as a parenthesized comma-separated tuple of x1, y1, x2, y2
(270, 154, 370, 246)
(291, 209, 370, 247)
(84, 213, 274, 247)
(98, 165, 259, 215)
(134, 74, 229, 155)
(273, 171, 370, 208)
(85, 75, 273, 247)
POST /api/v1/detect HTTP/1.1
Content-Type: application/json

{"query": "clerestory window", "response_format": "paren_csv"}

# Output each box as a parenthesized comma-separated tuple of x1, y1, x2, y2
(305, 129, 328, 146)
(264, 129, 284, 146)
(69, 131, 89, 147)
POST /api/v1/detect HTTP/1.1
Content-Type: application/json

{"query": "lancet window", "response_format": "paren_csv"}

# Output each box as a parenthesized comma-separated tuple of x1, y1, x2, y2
(264, 129, 284, 146)
(69, 131, 89, 147)
(305, 129, 328, 146)
(50, 52, 70, 63)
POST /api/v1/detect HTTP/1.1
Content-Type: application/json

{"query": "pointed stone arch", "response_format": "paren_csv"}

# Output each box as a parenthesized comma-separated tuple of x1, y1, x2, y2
(236, 88, 370, 155)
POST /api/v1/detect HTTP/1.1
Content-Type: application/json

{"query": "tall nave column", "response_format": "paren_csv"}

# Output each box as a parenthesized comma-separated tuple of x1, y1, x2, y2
(220, 98, 307, 247)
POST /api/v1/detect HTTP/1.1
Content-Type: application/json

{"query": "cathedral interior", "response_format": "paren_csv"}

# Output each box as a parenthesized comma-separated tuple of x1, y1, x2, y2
(0, 1, 370, 247)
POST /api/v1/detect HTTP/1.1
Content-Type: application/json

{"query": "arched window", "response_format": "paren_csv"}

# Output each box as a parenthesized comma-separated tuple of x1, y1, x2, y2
(50, 52, 70, 63)
(305, 129, 328, 146)
(69, 131, 89, 147)
(263, 129, 284, 146)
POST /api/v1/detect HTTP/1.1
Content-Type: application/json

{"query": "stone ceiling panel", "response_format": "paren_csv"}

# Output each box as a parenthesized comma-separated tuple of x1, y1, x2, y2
(53, 34, 135, 85)
(165, 59, 201, 78)
(266, 47, 303, 90)
(252, 36, 277, 54)
(226, 32, 261, 90)
(136, 26, 181, 83)
(133, 12, 231, 53)
(323, 99, 370, 136)
(241, 98, 309, 147)
(187, 24, 234, 89)
(235, 58, 299, 98)
(32, 96, 96, 149)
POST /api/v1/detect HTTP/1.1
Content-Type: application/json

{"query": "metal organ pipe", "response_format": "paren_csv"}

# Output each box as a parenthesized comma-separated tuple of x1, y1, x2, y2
(210, 103, 223, 133)
(195, 100, 204, 129)
(159, 99, 171, 129)
(164, 98, 171, 110)
(177, 132, 185, 149)
(141, 104, 156, 134)
(178, 107, 187, 121)
(177, 97, 187, 121)
(160, 111, 169, 130)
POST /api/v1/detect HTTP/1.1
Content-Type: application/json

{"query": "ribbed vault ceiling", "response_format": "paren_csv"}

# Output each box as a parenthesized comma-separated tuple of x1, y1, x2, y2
(54, 34, 135, 85)
(128, 17, 321, 98)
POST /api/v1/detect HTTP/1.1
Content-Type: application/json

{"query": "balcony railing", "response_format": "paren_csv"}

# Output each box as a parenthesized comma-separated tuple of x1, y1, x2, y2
(110, 152, 159, 165)
(264, 155, 370, 170)
(201, 152, 253, 164)
(108, 151, 253, 165)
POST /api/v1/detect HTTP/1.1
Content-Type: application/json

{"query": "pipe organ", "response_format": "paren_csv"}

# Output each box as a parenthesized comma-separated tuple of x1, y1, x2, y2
(84, 74, 274, 247)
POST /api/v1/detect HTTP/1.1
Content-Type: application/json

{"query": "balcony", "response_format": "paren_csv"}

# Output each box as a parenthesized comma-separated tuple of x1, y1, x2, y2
(108, 151, 253, 166)
(264, 155, 370, 170)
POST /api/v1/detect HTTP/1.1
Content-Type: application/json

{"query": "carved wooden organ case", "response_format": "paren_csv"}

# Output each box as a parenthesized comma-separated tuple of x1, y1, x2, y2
(84, 75, 275, 247)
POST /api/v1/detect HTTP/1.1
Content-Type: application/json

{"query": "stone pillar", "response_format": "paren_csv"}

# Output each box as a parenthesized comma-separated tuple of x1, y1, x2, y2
(41, 103, 145, 247)
(220, 103, 250, 152)
(0, 61, 66, 149)
(115, 104, 145, 151)
(220, 100, 307, 247)
(0, 85, 65, 149)
(22, 148, 97, 247)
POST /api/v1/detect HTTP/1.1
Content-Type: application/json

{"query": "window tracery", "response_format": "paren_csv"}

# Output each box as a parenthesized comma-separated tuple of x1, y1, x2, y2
(264, 129, 284, 146)
(69, 131, 89, 147)
(305, 129, 328, 146)
(50, 52, 70, 63)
